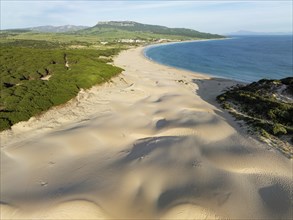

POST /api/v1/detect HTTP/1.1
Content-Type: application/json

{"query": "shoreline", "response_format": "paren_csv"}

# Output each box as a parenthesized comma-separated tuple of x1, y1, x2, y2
(1, 46, 292, 219)
(142, 43, 246, 85)
(139, 45, 250, 137)
(143, 37, 231, 49)
(142, 37, 251, 84)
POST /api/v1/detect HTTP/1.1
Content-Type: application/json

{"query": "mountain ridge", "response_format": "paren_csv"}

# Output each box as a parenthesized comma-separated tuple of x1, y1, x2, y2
(78, 20, 224, 39)
(1, 21, 225, 42)
(29, 25, 89, 33)
(2, 25, 89, 33)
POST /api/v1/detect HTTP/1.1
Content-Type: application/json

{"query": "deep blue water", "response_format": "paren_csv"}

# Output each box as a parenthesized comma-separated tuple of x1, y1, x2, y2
(144, 36, 293, 83)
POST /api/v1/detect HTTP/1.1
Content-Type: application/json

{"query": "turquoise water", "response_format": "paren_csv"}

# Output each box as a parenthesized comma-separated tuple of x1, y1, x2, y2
(144, 36, 293, 83)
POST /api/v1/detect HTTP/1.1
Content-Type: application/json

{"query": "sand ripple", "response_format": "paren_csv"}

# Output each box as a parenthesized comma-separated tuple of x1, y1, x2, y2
(1, 47, 292, 219)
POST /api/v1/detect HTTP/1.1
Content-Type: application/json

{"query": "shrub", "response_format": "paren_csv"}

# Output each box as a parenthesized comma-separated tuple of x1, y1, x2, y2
(222, 102, 231, 110)
(0, 44, 123, 130)
(217, 77, 293, 141)
(267, 109, 276, 120)
(7, 111, 31, 124)
(218, 96, 225, 101)
(260, 129, 270, 139)
(272, 123, 287, 136)
(0, 118, 11, 131)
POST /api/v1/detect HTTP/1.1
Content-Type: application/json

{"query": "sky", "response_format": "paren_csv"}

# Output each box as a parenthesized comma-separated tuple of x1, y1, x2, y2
(1, 0, 292, 34)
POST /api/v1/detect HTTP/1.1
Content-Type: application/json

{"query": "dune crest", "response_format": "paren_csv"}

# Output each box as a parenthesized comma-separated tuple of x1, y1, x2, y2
(1, 47, 292, 219)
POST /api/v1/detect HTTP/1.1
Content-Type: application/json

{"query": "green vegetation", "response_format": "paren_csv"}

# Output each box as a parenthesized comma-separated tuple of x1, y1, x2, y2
(0, 42, 123, 131)
(0, 21, 224, 131)
(1, 21, 224, 45)
(78, 21, 224, 41)
(217, 78, 293, 158)
(0, 39, 67, 49)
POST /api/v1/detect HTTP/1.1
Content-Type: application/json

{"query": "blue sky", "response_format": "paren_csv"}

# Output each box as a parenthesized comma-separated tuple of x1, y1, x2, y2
(1, 0, 292, 34)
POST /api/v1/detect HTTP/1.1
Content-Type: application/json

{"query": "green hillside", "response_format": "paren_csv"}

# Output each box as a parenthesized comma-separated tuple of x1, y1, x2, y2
(0, 21, 224, 46)
(78, 21, 224, 40)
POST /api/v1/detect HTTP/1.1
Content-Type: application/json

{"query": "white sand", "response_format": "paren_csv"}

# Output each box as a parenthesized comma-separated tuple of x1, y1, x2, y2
(1, 47, 292, 219)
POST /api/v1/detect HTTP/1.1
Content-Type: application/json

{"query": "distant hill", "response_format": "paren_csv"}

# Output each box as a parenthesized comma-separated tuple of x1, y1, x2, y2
(1, 21, 224, 43)
(77, 21, 224, 40)
(2, 25, 89, 33)
(28, 25, 89, 33)
(227, 30, 292, 36)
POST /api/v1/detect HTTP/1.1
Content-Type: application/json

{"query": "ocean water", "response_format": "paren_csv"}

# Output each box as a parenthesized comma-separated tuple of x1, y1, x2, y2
(144, 36, 293, 83)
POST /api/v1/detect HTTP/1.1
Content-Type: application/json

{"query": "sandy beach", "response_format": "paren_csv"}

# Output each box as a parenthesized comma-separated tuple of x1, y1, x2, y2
(1, 46, 292, 219)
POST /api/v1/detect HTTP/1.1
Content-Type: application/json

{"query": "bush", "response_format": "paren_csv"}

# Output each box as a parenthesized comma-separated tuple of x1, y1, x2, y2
(222, 102, 231, 110)
(217, 77, 293, 140)
(0, 44, 123, 130)
(7, 111, 31, 124)
(0, 118, 11, 131)
(272, 123, 287, 136)
(260, 129, 270, 139)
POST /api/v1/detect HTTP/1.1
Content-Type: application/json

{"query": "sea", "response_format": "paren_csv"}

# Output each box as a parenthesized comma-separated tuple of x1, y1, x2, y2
(144, 36, 293, 83)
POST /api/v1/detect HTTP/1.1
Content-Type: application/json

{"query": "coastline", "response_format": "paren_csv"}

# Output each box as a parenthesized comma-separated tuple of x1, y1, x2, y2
(1, 46, 292, 219)
(142, 37, 247, 84)
(143, 37, 231, 50)
(143, 36, 293, 84)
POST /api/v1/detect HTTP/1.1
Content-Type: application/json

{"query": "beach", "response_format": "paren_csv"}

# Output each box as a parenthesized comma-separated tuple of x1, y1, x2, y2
(1, 46, 292, 219)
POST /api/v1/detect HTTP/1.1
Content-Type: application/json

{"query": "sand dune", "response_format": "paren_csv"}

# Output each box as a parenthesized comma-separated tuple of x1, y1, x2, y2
(1, 47, 292, 219)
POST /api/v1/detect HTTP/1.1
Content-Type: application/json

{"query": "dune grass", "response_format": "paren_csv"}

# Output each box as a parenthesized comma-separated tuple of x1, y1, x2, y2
(217, 78, 293, 158)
